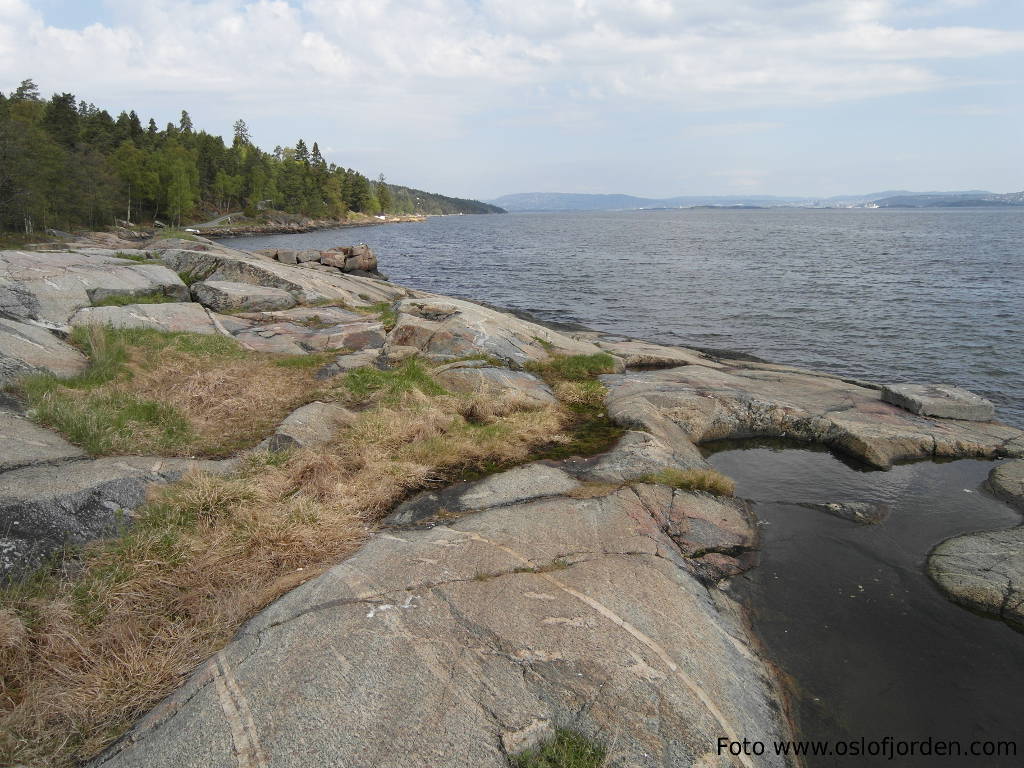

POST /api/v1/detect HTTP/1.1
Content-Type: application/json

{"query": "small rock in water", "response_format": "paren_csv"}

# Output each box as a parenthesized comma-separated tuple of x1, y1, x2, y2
(880, 383, 995, 422)
(798, 501, 891, 525)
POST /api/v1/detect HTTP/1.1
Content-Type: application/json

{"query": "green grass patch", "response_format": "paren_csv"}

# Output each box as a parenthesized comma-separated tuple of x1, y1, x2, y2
(273, 352, 338, 369)
(510, 729, 606, 768)
(640, 467, 736, 496)
(22, 380, 193, 456)
(353, 301, 398, 331)
(342, 357, 446, 402)
(90, 292, 179, 307)
(435, 353, 507, 368)
(110, 251, 153, 263)
(527, 353, 618, 383)
(154, 228, 201, 241)
(14, 327, 250, 456)
(69, 325, 245, 364)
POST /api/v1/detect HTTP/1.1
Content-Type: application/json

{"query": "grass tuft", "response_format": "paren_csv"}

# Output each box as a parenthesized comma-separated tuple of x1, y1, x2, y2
(90, 292, 179, 307)
(353, 301, 398, 331)
(342, 357, 446, 402)
(511, 729, 607, 768)
(110, 251, 153, 263)
(527, 352, 617, 382)
(640, 467, 736, 496)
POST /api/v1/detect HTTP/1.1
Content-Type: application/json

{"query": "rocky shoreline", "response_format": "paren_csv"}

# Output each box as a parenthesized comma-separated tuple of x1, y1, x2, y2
(2, 233, 1022, 766)
(196, 212, 428, 238)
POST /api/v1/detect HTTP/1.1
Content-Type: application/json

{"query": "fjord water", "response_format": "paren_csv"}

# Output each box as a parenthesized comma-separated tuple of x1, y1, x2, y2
(707, 446, 1024, 767)
(224, 207, 1024, 427)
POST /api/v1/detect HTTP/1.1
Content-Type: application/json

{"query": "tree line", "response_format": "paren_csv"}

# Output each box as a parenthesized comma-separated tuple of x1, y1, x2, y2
(0, 79, 503, 234)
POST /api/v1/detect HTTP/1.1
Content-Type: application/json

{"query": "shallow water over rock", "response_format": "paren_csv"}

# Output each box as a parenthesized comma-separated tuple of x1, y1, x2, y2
(707, 444, 1024, 766)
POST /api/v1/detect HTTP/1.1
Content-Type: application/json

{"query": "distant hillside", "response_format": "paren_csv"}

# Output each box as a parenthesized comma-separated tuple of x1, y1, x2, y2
(490, 190, 1024, 212)
(388, 185, 504, 215)
(489, 192, 805, 212)
(872, 191, 1024, 208)
(0, 77, 500, 234)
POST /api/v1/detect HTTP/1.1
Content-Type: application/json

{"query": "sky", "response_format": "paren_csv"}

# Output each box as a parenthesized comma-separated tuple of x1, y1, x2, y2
(1, 0, 1022, 200)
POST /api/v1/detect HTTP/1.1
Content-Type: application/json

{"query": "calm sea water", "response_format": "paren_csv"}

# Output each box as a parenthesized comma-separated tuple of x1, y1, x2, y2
(708, 445, 1024, 766)
(223, 208, 1024, 427)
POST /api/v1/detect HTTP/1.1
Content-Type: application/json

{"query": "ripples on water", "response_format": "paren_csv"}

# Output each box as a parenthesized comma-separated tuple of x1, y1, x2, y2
(223, 208, 1024, 427)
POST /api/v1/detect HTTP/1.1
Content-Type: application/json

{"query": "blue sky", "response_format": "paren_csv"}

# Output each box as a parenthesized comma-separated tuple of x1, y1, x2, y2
(2, 0, 1022, 200)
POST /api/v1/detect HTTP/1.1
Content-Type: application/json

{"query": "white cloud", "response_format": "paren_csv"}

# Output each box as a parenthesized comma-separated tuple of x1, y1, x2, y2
(2, 0, 1021, 107)
(0, 0, 1020, 195)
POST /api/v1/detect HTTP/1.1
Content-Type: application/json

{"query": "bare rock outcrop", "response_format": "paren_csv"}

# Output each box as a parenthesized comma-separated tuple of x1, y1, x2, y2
(0, 452, 228, 578)
(433, 359, 557, 405)
(156, 245, 402, 307)
(602, 363, 1024, 469)
(0, 316, 87, 386)
(69, 302, 253, 336)
(385, 296, 608, 365)
(928, 460, 1024, 630)
(191, 280, 297, 313)
(93, 465, 793, 768)
(0, 250, 187, 324)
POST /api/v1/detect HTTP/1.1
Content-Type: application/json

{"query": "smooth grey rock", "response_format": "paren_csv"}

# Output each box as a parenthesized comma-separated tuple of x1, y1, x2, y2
(95, 483, 793, 768)
(384, 462, 581, 526)
(157, 247, 405, 307)
(434, 360, 557, 406)
(602, 364, 1024, 469)
(571, 430, 707, 483)
(386, 296, 606, 365)
(0, 456, 224, 578)
(259, 401, 355, 452)
(0, 250, 187, 323)
(0, 411, 85, 472)
(0, 317, 88, 386)
(881, 383, 995, 421)
(929, 525, 1024, 631)
(191, 280, 297, 313)
(70, 303, 251, 336)
(927, 461, 1024, 629)
(595, 338, 724, 370)
(275, 250, 298, 265)
(989, 460, 1024, 510)
(295, 249, 321, 263)
(314, 349, 382, 379)
(233, 316, 385, 356)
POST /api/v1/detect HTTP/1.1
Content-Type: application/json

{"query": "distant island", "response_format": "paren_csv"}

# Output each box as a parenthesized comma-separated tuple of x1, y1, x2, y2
(489, 190, 1024, 212)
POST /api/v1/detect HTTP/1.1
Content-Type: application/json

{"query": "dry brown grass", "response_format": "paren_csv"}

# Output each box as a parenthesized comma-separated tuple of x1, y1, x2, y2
(553, 380, 608, 409)
(566, 481, 623, 499)
(0, 384, 569, 766)
(123, 349, 321, 456)
(20, 327, 329, 458)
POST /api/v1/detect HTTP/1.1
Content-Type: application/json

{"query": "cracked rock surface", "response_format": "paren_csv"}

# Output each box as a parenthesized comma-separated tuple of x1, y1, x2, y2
(94, 477, 793, 768)
(602, 363, 1024, 469)
(928, 460, 1024, 630)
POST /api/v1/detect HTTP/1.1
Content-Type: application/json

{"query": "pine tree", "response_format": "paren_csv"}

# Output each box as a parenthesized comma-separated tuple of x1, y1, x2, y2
(233, 119, 250, 146)
(179, 110, 193, 134)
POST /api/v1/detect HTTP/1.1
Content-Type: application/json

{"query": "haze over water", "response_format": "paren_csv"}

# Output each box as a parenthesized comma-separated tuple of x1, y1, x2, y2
(226, 207, 1024, 427)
